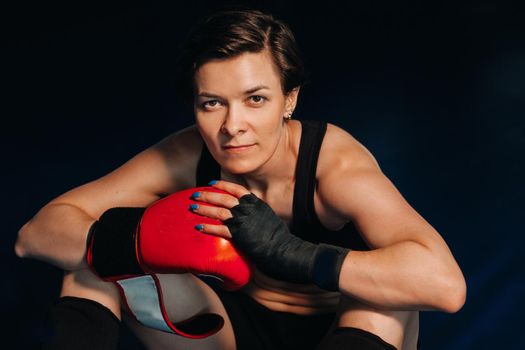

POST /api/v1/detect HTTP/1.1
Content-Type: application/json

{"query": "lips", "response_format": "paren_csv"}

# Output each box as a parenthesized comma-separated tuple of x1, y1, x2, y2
(222, 144, 255, 149)
(222, 144, 256, 153)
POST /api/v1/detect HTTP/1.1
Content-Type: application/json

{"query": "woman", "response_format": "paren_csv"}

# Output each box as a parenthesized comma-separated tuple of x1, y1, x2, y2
(15, 7, 466, 350)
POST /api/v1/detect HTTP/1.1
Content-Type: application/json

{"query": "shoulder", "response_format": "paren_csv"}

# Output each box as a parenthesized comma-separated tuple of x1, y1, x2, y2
(150, 123, 204, 193)
(317, 122, 380, 180)
(91, 123, 205, 198)
(315, 122, 385, 223)
(153, 123, 202, 160)
(316, 122, 445, 250)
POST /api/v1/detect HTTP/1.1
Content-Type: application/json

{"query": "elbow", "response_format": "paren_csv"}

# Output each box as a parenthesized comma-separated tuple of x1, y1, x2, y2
(448, 275, 467, 313)
(15, 222, 31, 258)
(437, 270, 467, 313)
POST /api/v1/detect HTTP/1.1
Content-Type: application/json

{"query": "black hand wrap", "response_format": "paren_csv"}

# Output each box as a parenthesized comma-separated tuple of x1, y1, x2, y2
(224, 193, 350, 291)
(87, 207, 146, 278)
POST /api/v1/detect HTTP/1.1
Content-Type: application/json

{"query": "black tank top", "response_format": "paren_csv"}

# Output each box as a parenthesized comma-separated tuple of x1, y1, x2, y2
(195, 119, 369, 251)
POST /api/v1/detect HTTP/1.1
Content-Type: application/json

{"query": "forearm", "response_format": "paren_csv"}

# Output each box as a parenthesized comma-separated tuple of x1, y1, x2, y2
(338, 240, 466, 313)
(16, 203, 95, 270)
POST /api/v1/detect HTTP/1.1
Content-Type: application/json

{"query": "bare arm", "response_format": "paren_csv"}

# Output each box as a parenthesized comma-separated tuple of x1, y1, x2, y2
(317, 124, 467, 313)
(15, 125, 201, 271)
(16, 204, 104, 270)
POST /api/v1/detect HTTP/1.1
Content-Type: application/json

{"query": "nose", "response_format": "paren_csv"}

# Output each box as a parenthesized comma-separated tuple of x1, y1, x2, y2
(221, 105, 246, 136)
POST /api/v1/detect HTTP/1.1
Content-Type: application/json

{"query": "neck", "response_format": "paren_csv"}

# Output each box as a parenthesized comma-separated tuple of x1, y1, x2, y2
(228, 121, 297, 195)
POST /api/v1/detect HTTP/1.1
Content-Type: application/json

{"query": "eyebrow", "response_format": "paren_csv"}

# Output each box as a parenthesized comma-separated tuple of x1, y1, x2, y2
(197, 85, 270, 98)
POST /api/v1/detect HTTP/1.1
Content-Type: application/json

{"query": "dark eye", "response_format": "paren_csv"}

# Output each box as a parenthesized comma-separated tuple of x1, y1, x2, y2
(201, 100, 220, 109)
(250, 95, 266, 104)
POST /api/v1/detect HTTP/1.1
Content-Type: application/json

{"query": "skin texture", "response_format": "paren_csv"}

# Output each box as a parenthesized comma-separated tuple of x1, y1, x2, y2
(193, 49, 300, 188)
(16, 48, 466, 350)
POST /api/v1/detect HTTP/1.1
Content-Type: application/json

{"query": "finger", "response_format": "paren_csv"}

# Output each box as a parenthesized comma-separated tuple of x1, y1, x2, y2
(208, 179, 251, 199)
(191, 191, 239, 209)
(189, 203, 233, 221)
(195, 223, 232, 239)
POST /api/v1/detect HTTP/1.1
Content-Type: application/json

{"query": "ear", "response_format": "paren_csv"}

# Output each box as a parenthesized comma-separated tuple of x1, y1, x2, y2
(285, 87, 301, 114)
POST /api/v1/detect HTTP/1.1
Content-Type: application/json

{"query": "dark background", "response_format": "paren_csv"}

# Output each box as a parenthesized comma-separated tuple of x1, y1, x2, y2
(3, 1, 524, 348)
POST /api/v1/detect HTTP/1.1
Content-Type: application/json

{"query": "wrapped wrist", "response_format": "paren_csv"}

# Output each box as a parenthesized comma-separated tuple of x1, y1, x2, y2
(86, 207, 146, 279)
(311, 243, 350, 291)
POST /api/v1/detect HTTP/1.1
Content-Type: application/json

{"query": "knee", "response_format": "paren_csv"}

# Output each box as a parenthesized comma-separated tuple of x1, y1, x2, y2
(333, 296, 407, 349)
(60, 269, 121, 319)
(45, 296, 121, 350)
(316, 327, 397, 350)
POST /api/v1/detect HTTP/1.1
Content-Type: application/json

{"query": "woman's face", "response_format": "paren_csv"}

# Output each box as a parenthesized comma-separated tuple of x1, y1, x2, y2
(193, 49, 298, 175)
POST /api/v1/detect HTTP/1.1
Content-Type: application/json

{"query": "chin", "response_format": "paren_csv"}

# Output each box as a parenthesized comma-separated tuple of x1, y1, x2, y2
(221, 158, 258, 175)
(225, 164, 255, 176)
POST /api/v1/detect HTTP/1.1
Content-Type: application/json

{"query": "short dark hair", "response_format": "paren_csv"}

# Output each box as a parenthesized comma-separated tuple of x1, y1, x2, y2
(174, 7, 308, 110)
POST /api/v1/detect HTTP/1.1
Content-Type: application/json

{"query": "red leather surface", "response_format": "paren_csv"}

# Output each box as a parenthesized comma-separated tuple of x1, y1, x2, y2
(138, 186, 252, 290)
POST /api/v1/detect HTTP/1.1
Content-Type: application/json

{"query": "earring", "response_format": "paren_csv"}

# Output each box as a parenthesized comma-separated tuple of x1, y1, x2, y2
(284, 112, 293, 120)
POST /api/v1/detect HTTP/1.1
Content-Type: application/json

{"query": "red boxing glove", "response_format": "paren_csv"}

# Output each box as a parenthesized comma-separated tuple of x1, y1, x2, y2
(86, 186, 251, 290)
(86, 186, 252, 338)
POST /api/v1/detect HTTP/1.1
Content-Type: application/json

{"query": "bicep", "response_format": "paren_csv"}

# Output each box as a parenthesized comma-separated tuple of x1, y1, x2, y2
(319, 161, 440, 250)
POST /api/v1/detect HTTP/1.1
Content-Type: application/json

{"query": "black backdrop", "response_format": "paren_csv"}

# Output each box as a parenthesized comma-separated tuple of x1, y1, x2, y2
(4, 1, 524, 349)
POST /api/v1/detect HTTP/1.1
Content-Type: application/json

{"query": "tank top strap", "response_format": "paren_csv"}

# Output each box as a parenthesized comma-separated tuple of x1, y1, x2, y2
(290, 119, 328, 241)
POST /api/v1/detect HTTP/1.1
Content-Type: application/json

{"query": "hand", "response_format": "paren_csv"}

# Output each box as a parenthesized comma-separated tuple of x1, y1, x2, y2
(193, 180, 349, 291)
(187, 180, 250, 239)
